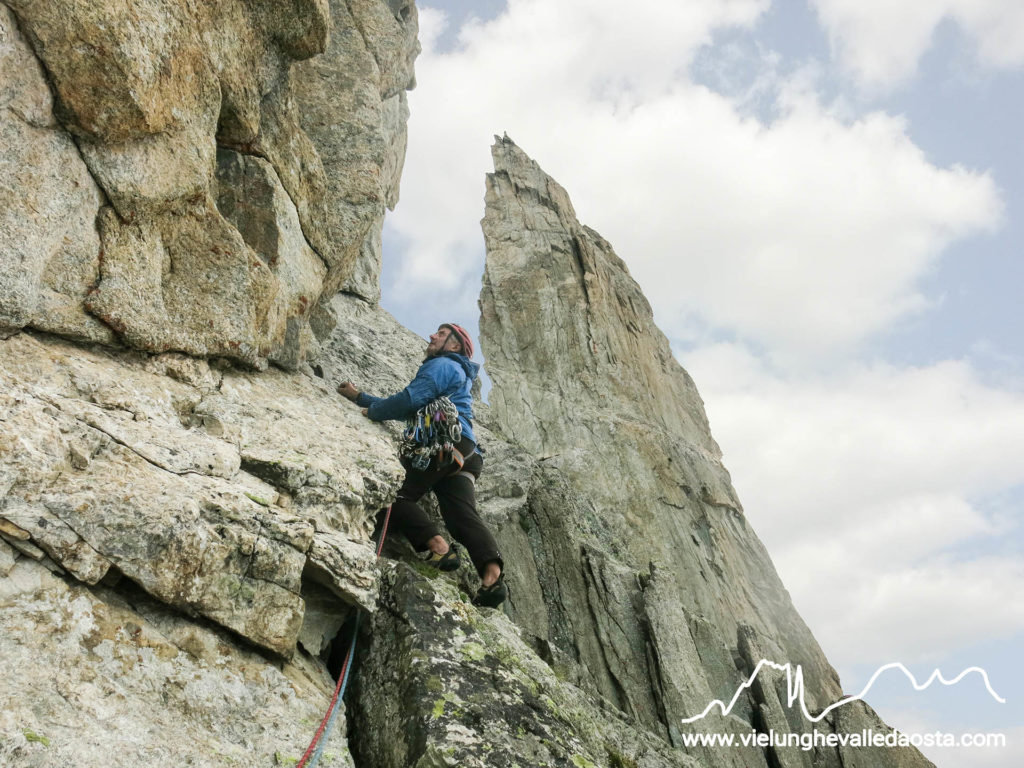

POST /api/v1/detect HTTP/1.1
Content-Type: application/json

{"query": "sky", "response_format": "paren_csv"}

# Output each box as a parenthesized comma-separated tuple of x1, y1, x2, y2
(377, 2, 1023, 765)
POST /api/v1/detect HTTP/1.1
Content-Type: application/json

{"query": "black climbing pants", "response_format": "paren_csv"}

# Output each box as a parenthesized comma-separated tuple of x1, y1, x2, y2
(382, 437, 503, 577)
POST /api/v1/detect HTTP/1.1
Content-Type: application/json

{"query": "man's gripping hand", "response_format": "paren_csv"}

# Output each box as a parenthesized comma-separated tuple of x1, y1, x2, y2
(337, 381, 360, 401)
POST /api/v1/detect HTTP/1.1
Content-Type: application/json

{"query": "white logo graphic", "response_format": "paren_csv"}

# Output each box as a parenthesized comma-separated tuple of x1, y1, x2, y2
(680, 661, 1005, 724)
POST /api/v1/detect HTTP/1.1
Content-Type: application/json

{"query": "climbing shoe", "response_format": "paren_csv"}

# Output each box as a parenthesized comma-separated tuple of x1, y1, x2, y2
(472, 574, 508, 608)
(422, 546, 460, 572)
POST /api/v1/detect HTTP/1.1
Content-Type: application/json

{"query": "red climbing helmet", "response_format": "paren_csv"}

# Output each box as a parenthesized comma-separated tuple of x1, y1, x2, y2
(441, 323, 474, 358)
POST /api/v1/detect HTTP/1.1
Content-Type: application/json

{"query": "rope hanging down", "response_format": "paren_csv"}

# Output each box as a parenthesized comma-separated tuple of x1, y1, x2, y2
(295, 505, 392, 768)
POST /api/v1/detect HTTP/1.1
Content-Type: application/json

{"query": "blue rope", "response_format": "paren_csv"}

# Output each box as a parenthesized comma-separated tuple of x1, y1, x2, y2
(299, 507, 393, 768)
(307, 612, 362, 768)
(295, 505, 391, 767)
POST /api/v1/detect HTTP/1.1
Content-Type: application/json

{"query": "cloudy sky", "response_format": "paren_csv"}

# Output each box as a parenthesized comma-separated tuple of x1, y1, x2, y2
(377, 2, 1023, 764)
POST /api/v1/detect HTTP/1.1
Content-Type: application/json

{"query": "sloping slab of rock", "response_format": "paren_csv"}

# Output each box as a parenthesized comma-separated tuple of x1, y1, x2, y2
(0, 548, 353, 768)
(0, 332, 402, 654)
(197, 362, 403, 534)
(306, 529, 380, 611)
(349, 564, 701, 768)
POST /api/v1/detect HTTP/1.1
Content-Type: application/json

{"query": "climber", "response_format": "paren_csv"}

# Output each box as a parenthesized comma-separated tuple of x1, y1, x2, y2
(337, 323, 507, 608)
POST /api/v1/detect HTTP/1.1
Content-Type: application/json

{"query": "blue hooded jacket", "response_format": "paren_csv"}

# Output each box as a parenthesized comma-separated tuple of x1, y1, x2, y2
(356, 352, 480, 445)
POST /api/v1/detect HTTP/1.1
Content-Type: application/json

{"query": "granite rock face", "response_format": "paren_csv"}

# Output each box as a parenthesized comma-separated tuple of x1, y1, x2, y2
(472, 136, 933, 768)
(1, 7, 421, 723)
(0, 332, 402, 657)
(0, 0, 416, 366)
(0, 6, 110, 345)
(0, 548, 353, 768)
(350, 563, 702, 768)
(0, 327, 403, 763)
(343, 558, 925, 768)
(2, 4, 934, 765)
(292, 0, 418, 303)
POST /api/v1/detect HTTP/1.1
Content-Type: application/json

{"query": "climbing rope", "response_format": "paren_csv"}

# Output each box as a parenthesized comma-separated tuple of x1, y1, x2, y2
(295, 504, 392, 768)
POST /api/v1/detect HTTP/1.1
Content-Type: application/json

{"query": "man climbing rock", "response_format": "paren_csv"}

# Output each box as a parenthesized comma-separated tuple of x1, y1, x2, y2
(337, 323, 507, 608)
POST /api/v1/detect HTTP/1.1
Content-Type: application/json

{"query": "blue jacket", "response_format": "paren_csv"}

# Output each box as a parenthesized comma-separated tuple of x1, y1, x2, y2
(356, 353, 479, 445)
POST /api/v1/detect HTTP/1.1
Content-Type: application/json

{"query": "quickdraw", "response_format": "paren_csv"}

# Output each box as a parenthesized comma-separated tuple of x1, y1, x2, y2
(399, 397, 462, 470)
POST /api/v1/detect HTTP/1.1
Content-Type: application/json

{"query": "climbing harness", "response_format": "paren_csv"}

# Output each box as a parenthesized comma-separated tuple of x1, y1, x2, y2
(399, 396, 463, 471)
(294, 505, 392, 768)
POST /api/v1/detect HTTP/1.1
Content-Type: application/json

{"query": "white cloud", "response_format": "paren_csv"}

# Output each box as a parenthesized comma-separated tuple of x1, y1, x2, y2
(453, 0, 769, 99)
(872, 713, 1022, 768)
(688, 346, 1024, 526)
(391, 0, 1002, 360)
(685, 343, 1024, 663)
(415, 6, 449, 53)
(920, 724, 1024, 768)
(393, 0, 770, 296)
(808, 556, 1024, 664)
(811, 0, 1024, 89)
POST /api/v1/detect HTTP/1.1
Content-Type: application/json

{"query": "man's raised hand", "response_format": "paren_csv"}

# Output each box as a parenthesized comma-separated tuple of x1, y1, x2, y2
(337, 381, 359, 401)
